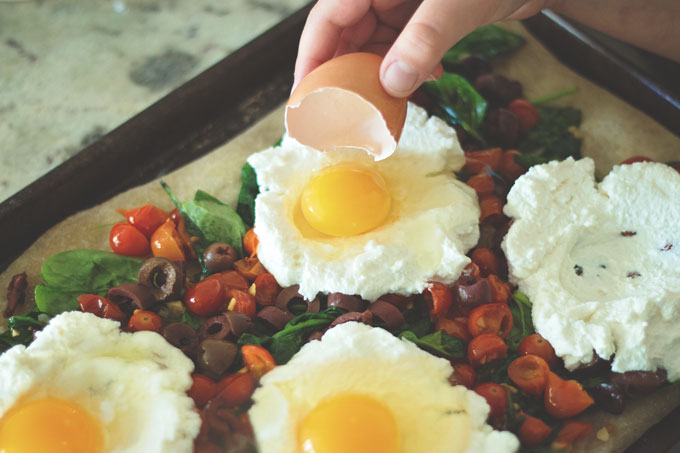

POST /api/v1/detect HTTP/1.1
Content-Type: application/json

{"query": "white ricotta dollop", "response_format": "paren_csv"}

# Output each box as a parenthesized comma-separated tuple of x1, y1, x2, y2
(248, 103, 479, 301)
(502, 158, 680, 379)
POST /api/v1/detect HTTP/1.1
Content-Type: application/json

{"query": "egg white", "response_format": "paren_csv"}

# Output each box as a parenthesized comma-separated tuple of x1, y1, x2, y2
(0, 311, 201, 452)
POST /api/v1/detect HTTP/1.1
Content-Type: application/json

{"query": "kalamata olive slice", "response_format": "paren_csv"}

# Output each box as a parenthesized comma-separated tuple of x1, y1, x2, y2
(456, 279, 492, 307)
(138, 257, 185, 301)
(107, 282, 156, 310)
(163, 323, 199, 358)
(377, 294, 412, 311)
(485, 108, 519, 148)
(457, 262, 481, 286)
(327, 293, 364, 312)
(610, 369, 667, 394)
(197, 339, 238, 380)
(474, 73, 523, 106)
(203, 243, 238, 273)
(369, 300, 405, 329)
(329, 310, 373, 328)
(455, 55, 493, 82)
(224, 311, 253, 338)
(257, 306, 295, 331)
(198, 315, 231, 341)
(592, 382, 626, 414)
(276, 285, 319, 314)
(5, 272, 27, 318)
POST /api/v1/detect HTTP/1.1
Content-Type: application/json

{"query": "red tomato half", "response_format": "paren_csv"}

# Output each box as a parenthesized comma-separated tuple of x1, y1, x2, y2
(188, 374, 219, 409)
(217, 372, 256, 407)
(518, 414, 552, 447)
(127, 310, 163, 333)
(471, 248, 500, 277)
(508, 354, 550, 397)
(234, 257, 268, 282)
(243, 228, 259, 257)
(119, 204, 169, 238)
(468, 303, 513, 338)
(206, 270, 250, 291)
(620, 155, 653, 165)
(544, 371, 594, 418)
(241, 345, 276, 381)
(424, 282, 453, 318)
(507, 99, 539, 133)
(474, 382, 508, 419)
(468, 334, 508, 368)
(77, 294, 126, 322)
(227, 290, 257, 319)
(253, 273, 281, 306)
(448, 363, 476, 389)
(109, 222, 150, 257)
(518, 334, 559, 369)
(436, 317, 471, 343)
(185, 278, 227, 317)
(150, 218, 186, 261)
(552, 421, 593, 450)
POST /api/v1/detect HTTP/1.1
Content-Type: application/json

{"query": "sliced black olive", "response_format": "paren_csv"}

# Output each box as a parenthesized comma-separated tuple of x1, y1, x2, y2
(485, 108, 519, 148)
(197, 339, 238, 380)
(455, 55, 493, 82)
(610, 369, 667, 394)
(224, 311, 253, 338)
(474, 73, 523, 107)
(138, 257, 185, 302)
(592, 382, 626, 414)
(107, 282, 156, 310)
(275, 285, 319, 314)
(257, 306, 295, 331)
(327, 293, 365, 312)
(330, 310, 373, 328)
(377, 293, 412, 311)
(203, 243, 238, 273)
(163, 323, 199, 358)
(198, 315, 231, 341)
(369, 300, 405, 329)
(456, 279, 492, 307)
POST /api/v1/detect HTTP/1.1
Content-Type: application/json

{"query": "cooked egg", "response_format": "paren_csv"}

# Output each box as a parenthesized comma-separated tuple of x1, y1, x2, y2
(0, 312, 201, 453)
(248, 322, 519, 453)
(249, 102, 480, 301)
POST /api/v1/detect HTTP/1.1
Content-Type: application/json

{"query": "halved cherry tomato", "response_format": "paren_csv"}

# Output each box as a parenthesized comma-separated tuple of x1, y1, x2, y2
(243, 228, 259, 257)
(241, 345, 276, 381)
(118, 204, 169, 238)
(424, 282, 453, 318)
(508, 354, 550, 397)
(77, 294, 126, 322)
(551, 421, 593, 450)
(544, 371, 594, 418)
(474, 382, 508, 419)
(464, 148, 503, 174)
(436, 317, 471, 342)
(252, 273, 281, 306)
(468, 303, 513, 338)
(518, 333, 559, 369)
(188, 374, 219, 409)
(109, 222, 150, 257)
(234, 257, 268, 282)
(169, 209, 197, 260)
(150, 218, 186, 261)
(479, 194, 505, 225)
(507, 99, 539, 133)
(127, 310, 163, 333)
(466, 173, 495, 196)
(620, 155, 653, 165)
(448, 362, 476, 389)
(468, 333, 508, 367)
(217, 372, 256, 407)
(227, 289, 257, 319)
(500, 150, 527, 182)
(517, 414, 552, 447)
(488, 274, 511, 304)
(206, 270, 250, 291)
(185, 278, 227, 317)
(471, 248, 500, 277)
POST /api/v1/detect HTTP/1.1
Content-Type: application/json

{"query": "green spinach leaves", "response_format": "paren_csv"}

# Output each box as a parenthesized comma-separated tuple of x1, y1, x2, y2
(442, 24, 526, 67)
(516, 106, 582, 167)
(399, 330, 465, 360)
(236, 162, 259, 229)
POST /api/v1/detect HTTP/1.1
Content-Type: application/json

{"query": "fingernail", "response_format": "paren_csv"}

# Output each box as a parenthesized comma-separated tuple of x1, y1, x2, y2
(382, 60, 419, 95)
(426, 73, 438, 82)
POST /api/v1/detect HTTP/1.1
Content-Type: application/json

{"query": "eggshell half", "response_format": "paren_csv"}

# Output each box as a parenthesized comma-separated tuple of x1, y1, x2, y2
(286, 52, 408, 161)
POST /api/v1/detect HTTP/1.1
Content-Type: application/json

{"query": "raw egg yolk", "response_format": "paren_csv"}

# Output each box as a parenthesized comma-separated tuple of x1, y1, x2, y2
(0, 397, 103, 453)
(301, 163, 391, 237)
(298, 394, 399, 453)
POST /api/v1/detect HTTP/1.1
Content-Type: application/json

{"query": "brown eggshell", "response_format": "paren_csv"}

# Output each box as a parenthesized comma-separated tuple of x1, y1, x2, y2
(286, 52, 408, 161)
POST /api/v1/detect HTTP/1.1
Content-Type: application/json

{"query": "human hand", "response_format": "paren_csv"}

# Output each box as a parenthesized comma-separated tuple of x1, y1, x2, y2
(293, 0, 549, 98)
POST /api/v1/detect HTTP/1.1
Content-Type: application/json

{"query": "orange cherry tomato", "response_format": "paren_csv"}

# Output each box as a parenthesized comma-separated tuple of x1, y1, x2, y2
(217, 372, 256, 407)
(500, 150, 527, 182)
(488, 274, 511, 304)
(507, 99, 539, 133)
(544, 371, 594, 418)
(109, 222, 150, 257)
(448, 362, 476, 389)
(77, 294, 126, 322)
(424, 281, 453, 318)
(436, 317, 471, 343)
(479, 194, 505, 225)
(188, 374, 219, 409)
(518, 333, 559, 369)
(551, 421, 593, 450)
(464, 148, 503, 174)
(620, 155, 653, 165)
(206, 270, 250, 291)
(467, 333, 508, 368)
(468, 303, 513, 339)
(474, 382, 508, 419)
(252, 273, 281, 306)
(466, 173, 495, 196)
(150, 218, 186, 261)
(118, 204, 169, 238)
(127, 310, 163, 333)
(243, 227, 259, 257)
(517, 414, 552, 447)
(508, 354, 550, 397)
(234, 257, 268, 282)
(169, 209, 197, 260)
(471, 248, 500, 277)
(185, 278, 227, 317)
(241, 345, 276, 381)
(228, 289, 257, 319)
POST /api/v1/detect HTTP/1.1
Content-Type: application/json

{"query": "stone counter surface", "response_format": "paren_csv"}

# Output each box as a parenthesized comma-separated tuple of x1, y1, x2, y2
(0, 0, 308, 202)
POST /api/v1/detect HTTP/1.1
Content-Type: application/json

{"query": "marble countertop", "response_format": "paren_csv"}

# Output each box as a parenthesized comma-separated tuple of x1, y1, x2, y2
(0, 0, 309, 202)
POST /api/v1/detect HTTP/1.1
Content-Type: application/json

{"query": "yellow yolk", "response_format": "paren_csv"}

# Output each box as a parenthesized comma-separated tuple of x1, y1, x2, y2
(298, 394, 399, 453)
(301, 163, 391, 237)
(0, 397, 103, 453)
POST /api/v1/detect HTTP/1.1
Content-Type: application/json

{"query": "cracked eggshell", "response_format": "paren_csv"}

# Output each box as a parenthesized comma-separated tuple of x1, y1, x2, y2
(286, 52, 408, 161)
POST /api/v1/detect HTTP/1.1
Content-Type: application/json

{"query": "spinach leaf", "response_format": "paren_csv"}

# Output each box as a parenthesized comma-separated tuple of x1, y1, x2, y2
(423, 73, 487, 142)
(34, 250, 144, 315)
(507, 290, 535, 351)
(442, 24, 525, 67)
(236, 162, 259, 229)
(0, 309, 50, 353)
(395, 301, 432, 338)
(399, 330, 465, 360)
(516, 106, 582, 168)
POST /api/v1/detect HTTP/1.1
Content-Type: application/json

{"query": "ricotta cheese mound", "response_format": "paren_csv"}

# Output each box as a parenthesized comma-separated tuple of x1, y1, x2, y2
(247, 103, 480, 301)
(502, 158, 680, 380)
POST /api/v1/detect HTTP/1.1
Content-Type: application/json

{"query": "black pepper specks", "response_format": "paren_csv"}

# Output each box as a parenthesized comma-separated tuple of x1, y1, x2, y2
(661, 243, 673, 252)
(574, 265, 584, 276)
(627, 272, 641, 279)
(621, 231, 637, 237)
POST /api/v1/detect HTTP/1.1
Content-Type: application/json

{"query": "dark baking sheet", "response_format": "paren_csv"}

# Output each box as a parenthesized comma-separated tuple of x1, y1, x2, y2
(0, 5, 678, 451)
